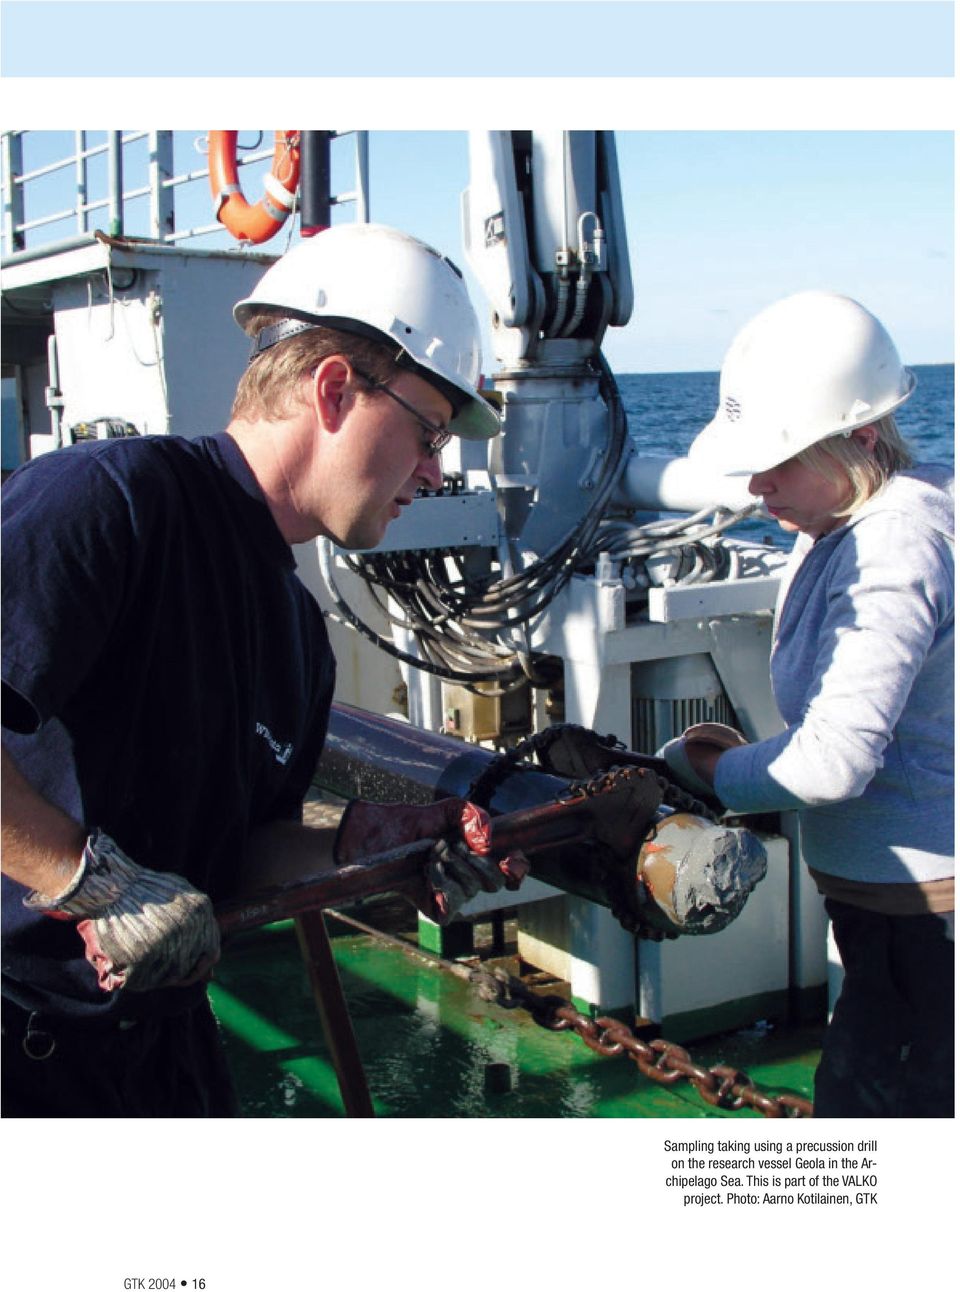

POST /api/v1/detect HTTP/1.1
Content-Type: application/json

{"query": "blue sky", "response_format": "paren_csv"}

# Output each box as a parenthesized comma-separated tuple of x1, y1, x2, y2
(2, 3, 954, 78)
(4, 5, 953, 372)
(362, 130, 954, 372)
(14, 128, 954, 373)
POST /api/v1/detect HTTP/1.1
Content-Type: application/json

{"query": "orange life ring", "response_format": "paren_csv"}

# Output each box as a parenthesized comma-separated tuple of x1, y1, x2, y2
(209, 131, 300, 245)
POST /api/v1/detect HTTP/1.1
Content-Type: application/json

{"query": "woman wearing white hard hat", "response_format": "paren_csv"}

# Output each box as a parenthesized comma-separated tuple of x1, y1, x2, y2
(668, 291, 954, 1118)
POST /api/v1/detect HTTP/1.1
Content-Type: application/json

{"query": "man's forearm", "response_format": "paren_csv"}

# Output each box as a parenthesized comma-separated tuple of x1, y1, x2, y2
(1, 745, 86, 897)
(233, 817, 342, 897)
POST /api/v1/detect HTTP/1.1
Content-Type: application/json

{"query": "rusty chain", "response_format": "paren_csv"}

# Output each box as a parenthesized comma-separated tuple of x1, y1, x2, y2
(470, 965, 813, 1118)
(467, 723, 718, 822)
(462, 725, 815, 1114)
(466, 723, 720, 938)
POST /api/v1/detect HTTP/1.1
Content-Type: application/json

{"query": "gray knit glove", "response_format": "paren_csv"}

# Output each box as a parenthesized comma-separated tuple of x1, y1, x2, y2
(24, 829, 220, 993)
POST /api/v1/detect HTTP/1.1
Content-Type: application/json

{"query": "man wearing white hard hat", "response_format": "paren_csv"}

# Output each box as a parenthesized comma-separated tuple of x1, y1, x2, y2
(666, 291, 954, 1118)
(1, 224, 524, 1116)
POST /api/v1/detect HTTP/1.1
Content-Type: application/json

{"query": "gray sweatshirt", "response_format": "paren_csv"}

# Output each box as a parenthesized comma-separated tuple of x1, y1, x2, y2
(714, 464, 954, 884)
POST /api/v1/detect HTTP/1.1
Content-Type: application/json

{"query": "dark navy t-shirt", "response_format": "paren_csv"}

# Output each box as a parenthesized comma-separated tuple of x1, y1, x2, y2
(1, 434, 335, 1019)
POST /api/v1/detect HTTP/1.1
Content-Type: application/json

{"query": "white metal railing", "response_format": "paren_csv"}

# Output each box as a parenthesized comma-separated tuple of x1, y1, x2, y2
(1, 130, 370, 258)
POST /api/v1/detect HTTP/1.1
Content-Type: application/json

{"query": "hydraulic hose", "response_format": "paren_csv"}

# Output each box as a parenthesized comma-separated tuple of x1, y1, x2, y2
(320, 355, 752, 688)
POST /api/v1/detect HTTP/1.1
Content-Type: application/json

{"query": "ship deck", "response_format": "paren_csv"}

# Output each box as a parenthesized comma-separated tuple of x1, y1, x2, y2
(209, 902, 821, 1119)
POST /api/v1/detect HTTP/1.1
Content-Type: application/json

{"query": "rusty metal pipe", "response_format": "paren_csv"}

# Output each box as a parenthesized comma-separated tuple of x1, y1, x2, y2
(294, 910, 375, 1117)
(314, 704, 768, 938)
(217, 793, 607, 936)
(317, 703, 654, 912)
(217, 840, 433, 935)
(216, 705, 766, 939)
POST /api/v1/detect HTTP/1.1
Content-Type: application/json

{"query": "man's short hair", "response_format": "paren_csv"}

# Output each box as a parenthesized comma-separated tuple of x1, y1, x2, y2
(232, 311, 400, 422)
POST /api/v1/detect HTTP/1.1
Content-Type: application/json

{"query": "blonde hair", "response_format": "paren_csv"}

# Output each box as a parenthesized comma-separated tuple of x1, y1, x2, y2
(796, 415, 914, 517)
(231, 311, 399, 422)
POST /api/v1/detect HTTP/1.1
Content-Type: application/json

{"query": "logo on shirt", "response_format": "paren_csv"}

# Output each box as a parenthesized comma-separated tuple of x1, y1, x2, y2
(255, 721, 294, 766)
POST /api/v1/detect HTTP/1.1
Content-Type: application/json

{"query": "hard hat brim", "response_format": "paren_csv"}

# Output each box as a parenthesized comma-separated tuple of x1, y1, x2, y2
(690, 370, 916, 477)
(450, 393, 502, 441)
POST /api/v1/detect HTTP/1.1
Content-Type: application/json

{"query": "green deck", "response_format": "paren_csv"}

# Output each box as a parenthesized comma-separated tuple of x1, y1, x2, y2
(209, 911, 820, 1118)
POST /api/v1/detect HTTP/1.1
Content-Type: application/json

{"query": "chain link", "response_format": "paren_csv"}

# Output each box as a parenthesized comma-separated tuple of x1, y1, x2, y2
(470, 965, 813, 1118)
(464, 725, 813, 1113)
(465, 727, 564, 808)
(467, 723, 718, 822)
(467, 723, 722, 937)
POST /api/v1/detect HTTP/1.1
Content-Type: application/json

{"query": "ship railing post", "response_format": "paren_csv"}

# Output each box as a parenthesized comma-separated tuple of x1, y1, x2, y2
(2, 131, 25, 255)
(106, 131, 123, 238)
(355, 131, 369, 223)
(150, 130, 175, 242)
(74, 130, 89, 235)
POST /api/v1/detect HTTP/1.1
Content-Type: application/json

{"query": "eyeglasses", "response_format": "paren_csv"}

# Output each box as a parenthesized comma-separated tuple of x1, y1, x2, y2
(352, 368, 453, 460)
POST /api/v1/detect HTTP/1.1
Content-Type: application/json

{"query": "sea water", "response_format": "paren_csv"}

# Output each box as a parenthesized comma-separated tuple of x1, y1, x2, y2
(619, 363, 954, 548)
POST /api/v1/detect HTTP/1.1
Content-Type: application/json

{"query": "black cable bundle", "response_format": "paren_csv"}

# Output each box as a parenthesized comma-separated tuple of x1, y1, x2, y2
(319, 356, 756, 692)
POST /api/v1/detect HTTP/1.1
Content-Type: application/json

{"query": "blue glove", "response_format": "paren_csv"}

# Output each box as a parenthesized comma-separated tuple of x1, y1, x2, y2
(659, 738, 718, 799)
(659, 724, 747, 799)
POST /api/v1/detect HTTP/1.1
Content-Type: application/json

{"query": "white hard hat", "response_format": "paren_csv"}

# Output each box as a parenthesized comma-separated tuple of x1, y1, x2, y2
(234, 223, 500, 441)
(689, 291, 916, 476)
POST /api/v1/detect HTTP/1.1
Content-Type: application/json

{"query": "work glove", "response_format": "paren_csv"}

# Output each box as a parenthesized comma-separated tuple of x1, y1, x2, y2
(659, 722, 747, 799)
(334, 798, 528, 925)
(24, 829, 220, 993)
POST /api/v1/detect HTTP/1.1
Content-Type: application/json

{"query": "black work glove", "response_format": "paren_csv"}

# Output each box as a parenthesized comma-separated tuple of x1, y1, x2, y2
(334, 798, 528, 925)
